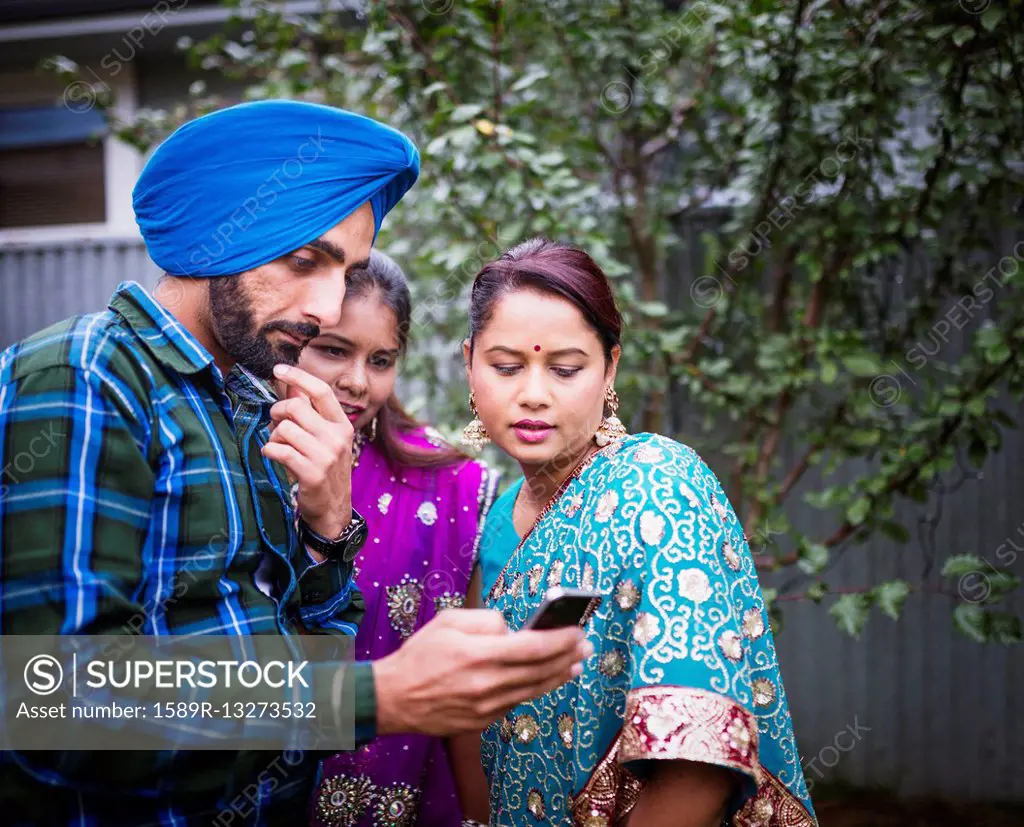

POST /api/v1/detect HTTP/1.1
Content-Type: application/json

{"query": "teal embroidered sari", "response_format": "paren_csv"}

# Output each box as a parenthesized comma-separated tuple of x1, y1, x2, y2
(478, 433, 817, 827)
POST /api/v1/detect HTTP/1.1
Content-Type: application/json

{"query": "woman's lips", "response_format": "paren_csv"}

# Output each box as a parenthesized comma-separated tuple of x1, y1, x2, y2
(513, 421, 554, 444)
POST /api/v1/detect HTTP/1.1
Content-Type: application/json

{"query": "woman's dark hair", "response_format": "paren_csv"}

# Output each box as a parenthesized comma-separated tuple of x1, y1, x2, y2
(346, 250, 467, 470)
(468, 237, 623, 362)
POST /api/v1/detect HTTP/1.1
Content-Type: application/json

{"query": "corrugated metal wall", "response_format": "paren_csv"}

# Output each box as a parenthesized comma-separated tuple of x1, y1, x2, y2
(1, 237, 1021, 802)
(0, 239, 161, 347)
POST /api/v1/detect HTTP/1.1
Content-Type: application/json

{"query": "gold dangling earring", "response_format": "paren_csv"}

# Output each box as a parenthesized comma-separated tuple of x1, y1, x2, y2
(595, 386, 628, 446)
(461, 390, 490, 451)
(369, 414, 378, 442)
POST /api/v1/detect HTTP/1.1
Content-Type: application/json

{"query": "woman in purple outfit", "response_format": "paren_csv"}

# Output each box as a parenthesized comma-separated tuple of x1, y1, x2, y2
(300, 251, 501, 827)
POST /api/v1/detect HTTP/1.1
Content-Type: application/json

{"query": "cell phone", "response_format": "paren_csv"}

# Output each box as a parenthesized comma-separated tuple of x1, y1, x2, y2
(522, 587, 602, 631)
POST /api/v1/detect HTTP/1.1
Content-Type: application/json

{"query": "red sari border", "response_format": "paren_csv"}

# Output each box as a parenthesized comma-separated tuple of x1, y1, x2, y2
(620, 686, 762, 783)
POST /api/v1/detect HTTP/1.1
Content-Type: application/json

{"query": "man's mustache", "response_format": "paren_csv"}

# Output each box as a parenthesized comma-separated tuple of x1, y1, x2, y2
(262, 320, 320, 347)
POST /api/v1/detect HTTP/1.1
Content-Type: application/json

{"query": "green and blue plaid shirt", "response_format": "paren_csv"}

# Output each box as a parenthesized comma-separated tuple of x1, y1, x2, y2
(0, 281, 374, 825)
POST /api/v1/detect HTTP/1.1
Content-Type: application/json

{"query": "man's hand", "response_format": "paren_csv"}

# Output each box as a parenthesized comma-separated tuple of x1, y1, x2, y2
(372, 609, 592, 736)
(263, 364, 353, 540)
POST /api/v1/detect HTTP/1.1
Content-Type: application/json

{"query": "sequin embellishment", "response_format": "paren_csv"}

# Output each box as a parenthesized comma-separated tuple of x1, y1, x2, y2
(377, 493, 393, 515)
(752, 677, 776, 707)
(599, 648, 627, 678)
(373, 782, 419, 827)
(718, 630, 744, 663)
(557, 712, 574, 748)
(316, 775, 375, 827)
(527, 789, 546, 821)
(743, 607, 766, 640)
(594, 490, 619, 522)
(513, 714, 540, 744)
(677, 568, 713, 604)
(386, 576, 423, 639)
(640, 511, 666, 545)
(615, 579, 641, 611)
(633, 612, 661, 646)
(416, 501, 438, 526)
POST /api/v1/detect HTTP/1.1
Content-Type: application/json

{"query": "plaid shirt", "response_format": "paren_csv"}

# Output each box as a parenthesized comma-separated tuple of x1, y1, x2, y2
(0, 281, 374, 826)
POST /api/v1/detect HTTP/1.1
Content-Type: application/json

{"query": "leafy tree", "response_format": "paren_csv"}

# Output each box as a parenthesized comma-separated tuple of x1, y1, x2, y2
(54, 0, 1024, 641)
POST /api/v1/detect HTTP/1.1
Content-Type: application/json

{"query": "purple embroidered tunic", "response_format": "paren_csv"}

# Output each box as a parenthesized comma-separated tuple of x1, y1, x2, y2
(311, 427, 500, 827)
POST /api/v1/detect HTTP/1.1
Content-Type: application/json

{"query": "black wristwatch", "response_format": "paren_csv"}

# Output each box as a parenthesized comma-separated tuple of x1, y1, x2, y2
(299, 509, 368, 562)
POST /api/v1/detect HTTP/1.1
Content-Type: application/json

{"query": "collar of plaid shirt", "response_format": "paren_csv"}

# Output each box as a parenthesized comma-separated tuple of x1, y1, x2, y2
(0, 280, 372, 825)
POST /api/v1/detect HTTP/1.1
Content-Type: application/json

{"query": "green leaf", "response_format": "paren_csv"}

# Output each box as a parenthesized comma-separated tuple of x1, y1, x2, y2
(874, 579, 911, 620)
(848, 429, 881, 448)
(797, 542, 830, 575)
(450, 103, 485, 122)
(846, 497, 871, 526)
(952, 27, 975, 47)
(821, 360, 837, 385)
(953, 603, 987, 643)
(829, 594, 873, 638)
(987, 611, 1022, 645)
(941, 554, 988, 579)
(636, 301, 669, 318)
(981, 7, 1005, 32)
(806, 581, 828, 603)
(842, 354, 881, 377)
(880, 521, 910, 543)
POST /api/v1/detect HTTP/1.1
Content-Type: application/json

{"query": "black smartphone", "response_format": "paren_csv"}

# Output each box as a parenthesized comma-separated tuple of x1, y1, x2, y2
(521, 587, 602, 631)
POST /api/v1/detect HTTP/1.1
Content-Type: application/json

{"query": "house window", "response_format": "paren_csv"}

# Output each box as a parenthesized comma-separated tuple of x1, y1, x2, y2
(0, 106, 108, 227)
(0, 70, 140, 243)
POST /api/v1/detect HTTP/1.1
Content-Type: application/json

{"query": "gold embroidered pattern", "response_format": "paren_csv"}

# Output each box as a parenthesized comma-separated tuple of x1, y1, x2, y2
(752, 678, 776, 708)
(527, 788, 546, 821)
(508, 572, 524, 598)
(386, 576, 423, 640)
(513, 713, 540, 744)
(558, 712, 575, 748)
(599, 648, 627, 678)
(373, 782, 419, 827)
(733, 767, 817, 827)
(620, 687, 760, 781)
(581, 562, 596, 591)
(316, 774, 375, 827)
(615, 579, 641, 611)
(571, 734, 643, 827)
(499, 716, 514, 743)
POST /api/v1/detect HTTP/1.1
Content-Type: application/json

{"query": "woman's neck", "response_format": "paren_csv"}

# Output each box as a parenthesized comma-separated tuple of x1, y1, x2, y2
(518, 440, 600, 511)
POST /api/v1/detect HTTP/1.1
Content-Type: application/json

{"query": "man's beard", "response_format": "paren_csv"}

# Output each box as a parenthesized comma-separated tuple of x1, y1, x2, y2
(208, 276, 319, 380)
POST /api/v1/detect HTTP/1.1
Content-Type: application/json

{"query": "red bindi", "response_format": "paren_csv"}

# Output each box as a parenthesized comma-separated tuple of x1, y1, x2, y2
(534, 345, 541, 352)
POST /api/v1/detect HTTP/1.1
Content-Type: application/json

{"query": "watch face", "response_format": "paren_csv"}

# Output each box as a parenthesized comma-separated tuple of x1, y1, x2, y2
(343, 517, 368, 562)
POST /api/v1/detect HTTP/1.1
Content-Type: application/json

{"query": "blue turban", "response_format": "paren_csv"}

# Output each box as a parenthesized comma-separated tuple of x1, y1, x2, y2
(133, 100, 420, 277)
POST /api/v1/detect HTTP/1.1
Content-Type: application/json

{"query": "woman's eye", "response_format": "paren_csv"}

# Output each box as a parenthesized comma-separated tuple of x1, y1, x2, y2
(494, 365, 520, 376)
(290, 255, 317, 271)
(371, 356, 395, 370)
(316, 346, 345, 358)
(553, 367, 583, 378)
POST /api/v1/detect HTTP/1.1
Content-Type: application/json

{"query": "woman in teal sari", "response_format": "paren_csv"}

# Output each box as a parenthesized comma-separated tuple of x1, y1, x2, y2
(452, 238, 817, 827)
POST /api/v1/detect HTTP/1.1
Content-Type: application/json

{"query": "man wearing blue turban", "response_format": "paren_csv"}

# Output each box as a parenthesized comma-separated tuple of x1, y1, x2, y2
(0, 100, 588, 826)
